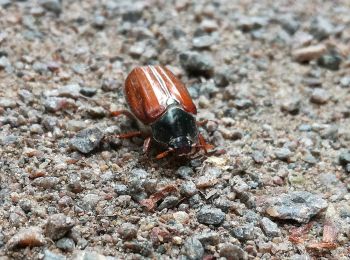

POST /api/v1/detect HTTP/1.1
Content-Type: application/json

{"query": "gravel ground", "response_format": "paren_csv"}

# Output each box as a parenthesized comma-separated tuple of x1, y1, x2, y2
(0, 0, 350, 259)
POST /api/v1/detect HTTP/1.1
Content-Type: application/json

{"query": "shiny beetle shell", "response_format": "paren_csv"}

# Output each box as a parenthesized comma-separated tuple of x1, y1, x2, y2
(124, 65, 197, 125)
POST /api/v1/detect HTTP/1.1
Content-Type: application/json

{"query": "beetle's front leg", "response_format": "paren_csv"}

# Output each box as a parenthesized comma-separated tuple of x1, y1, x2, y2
(198, 134, 214, 154)
(115, 131, 142, 139)
(143, 137, 152, 154)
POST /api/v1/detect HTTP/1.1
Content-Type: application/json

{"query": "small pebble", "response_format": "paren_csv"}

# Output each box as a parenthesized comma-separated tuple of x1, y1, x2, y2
(219, 243, 248, 260)
(183, 237, 204, 260)
(176, 166, 194, 179)
(45, 214, 75, 240)
(70, 127, 104, 154)
(118, 223, 138, 240)
(157, 196, 179, 210)
(195, 232, 220, 246)
(275, 148, 293, 161)
(173, 211, 189, 224)
(196, 206, 225, 226)
(310, 16, 334, 40)
(292, 44, 326, 62)
(317, 51, 342, 71)
(56, 238, 75, 252)
(340, 77, 350, 88)
(39, 0, 62, 14)
(180, 181, 197, 197)
(0, 97, 16, 108)
(260, 217, 281, 237)
(310, 88, 330, 104)
(179, 51, 214, 77)
(43, 249, 66, 260)
(265, 191, 328, 223)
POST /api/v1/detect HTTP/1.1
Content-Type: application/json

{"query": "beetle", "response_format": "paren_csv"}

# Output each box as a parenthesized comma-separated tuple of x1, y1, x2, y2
(111, 65, 213, 159)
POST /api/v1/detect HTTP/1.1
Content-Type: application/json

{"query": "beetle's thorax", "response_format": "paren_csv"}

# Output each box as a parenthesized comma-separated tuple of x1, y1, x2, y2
(150, 105, 198, 154)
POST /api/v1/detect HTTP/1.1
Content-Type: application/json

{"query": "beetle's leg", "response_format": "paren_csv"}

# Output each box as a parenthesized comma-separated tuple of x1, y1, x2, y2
(110, 110, 134, 119)
(143, 137, 152, 153)
(156, 149, 173, 159)
(198, 134, 214, 154)
(115, 131, 142, 139)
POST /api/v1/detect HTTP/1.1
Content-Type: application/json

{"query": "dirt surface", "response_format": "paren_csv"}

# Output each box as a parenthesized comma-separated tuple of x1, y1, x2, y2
(0, 0, 350, 259)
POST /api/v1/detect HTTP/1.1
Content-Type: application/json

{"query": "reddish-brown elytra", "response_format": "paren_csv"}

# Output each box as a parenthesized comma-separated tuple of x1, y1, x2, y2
(112, 65, 213, 159)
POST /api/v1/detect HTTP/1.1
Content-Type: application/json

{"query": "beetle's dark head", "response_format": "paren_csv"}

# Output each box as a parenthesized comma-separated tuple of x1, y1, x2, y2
(169, 136, 193, 155)
(151, 106, 198, 157)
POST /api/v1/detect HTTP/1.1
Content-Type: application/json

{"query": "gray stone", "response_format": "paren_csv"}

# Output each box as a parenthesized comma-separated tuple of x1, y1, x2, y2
(339, 151, 350, 166)
(179, 51, 214, 77)
(72, 64, 87, 75)
(30, 124, 44, 134)
(0, 0, 11, 8)
(32, 61, 48, 74)
(157, 196, 179, 210)
(180, 181, 197, 197)
(128, 168, 149, 201)
(276, 15, 300, 34)
(188, 194, 203, 209)
(70, 127, 104, 154)
(39, 0, 62, 14)
(340, 77, 350, 88)
(32, 177, 59, 189)
(230, 176, 249, 194)
(45, 214, 75, 240)
(71, 250, 107, 260)
(118, 223, 138, 240)
(317, 51, 342, 71)
(197, 206, 225, 226)
(66, 120, 87, 132)
(275, 148, 293, 161)
(194, 232, 220, 246)
(121, 2, 144, 22)
(42, 116, 58, 131)
(310, 16, 334, 40)
(114, 184, 129, 195)
(260, 217, 280, 237)
(281, 98, 300, 115)
(84, 106, 106, 119)
(265, 191, 328, 223)
(80, 87, 97, 97)
(310, 88, 330, 104)
(192, 35, 215, 49)
(231, 223, 254, 241)
(252, 151, 264, 164)
(82, 194, 100, 210)
(92, 15, 106, 29)
(183, 237, 204, 260)
(0, 97, 16, 108)
(176, 166, 194, 179)
(58, 84, 81, 99)
(43, 249, 66, 260)
(0, 56, 11, 69)
(238, 16, 268, 32)
(56, 238, 75, 252)
(214, 69, 230, 87)
(219, 243, 248, 260)
(123, 240, 152, 256)
(234, 99, 253, 109)
(18, 89, 34, 104)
